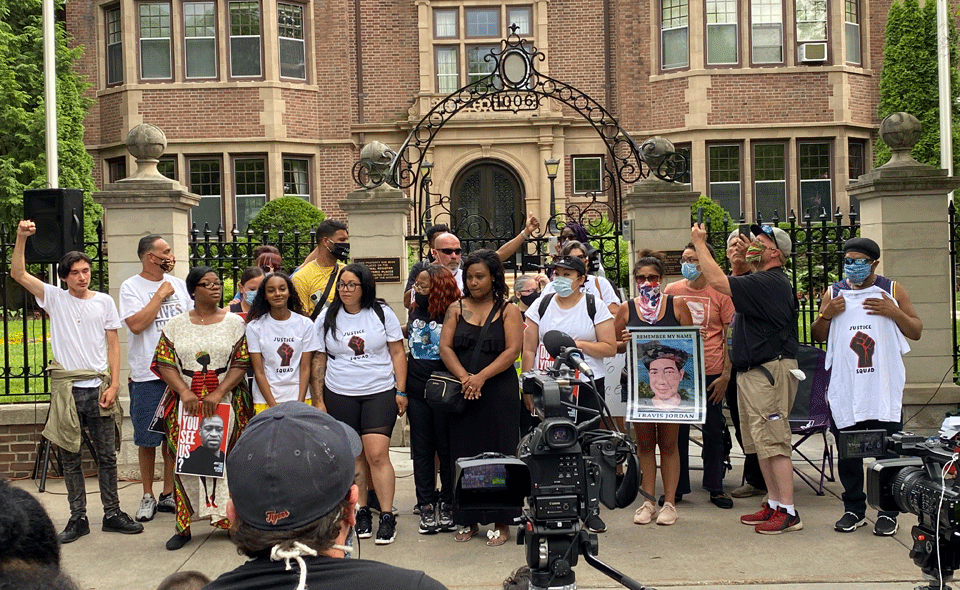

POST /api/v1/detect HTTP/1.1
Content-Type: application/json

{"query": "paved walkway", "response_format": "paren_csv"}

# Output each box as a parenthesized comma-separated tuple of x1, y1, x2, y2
(16, 439, 927, 590)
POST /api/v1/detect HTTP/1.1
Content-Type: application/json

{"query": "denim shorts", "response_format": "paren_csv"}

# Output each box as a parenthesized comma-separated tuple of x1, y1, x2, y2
(129, 380, 167, 447)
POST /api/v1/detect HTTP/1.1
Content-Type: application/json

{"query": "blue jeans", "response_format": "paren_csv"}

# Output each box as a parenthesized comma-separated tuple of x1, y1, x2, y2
(406, 396, 453, 507)
(63, 386, 120, 518)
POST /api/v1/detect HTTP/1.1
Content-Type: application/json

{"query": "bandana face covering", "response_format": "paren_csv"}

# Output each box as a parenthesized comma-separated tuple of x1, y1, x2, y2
(635, 281, 662, 324)
(745, 241, 765, 264)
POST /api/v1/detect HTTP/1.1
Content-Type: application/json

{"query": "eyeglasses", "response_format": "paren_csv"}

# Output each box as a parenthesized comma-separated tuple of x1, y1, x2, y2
(517, 287, 538, 296)
(197, 281, 222, 289)
(635, 274, 660, 282)
(437, 248, 462, 256)
(844, 257, 873, 266)
(337, 282, 361, 291)
(757, 225, 782, 252)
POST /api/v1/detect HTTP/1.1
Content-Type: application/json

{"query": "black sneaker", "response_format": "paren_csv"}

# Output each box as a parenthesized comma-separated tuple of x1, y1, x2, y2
(102, 511, 144, 535)
(376, 512, 397, 545)
(584, 512, 606, 533)
(438, 502, 455, 532)
(58, 515, 90, 544)
(157, 492, 176, 513)
(835, 511, 866, 533)
(355, 506, 373, 539)
(874, 515, 898, 536)
(418, 504, 438, 534)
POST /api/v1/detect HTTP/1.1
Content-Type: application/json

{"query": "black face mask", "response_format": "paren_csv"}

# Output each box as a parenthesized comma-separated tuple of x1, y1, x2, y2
(328, 242, 350, 262)
(413, 292, 430, 310)
(519, 290, 540, 307)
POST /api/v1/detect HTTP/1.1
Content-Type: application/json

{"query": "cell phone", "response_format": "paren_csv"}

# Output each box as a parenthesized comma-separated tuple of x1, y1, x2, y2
(696, 206, 704, 225)
(738, 223, 750, 238)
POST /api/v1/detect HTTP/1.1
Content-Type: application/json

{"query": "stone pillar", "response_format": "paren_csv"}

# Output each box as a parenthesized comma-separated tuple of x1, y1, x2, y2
(622, 177, 700, 297)
(94, 124, 199, 471)
(847, 112, 960, 432)
(339, 184, 413, 321)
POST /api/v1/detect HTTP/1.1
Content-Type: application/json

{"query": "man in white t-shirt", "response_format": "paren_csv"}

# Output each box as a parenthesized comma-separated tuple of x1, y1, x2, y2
(12, 220, 143, 544)
(119, 234, 192, 522)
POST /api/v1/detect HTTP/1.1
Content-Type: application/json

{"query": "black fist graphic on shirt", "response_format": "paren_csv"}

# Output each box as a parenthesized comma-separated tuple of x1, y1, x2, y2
(848, 331, 876, 369)
(348, 335, 365, 356)
(277, 342, 294, 367)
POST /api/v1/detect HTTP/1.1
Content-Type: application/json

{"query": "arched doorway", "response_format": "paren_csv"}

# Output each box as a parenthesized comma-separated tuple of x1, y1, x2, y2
(450, 160, 524, 240)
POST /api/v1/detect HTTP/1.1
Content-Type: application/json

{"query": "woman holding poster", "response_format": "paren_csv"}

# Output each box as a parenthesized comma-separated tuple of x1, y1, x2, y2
(522, 254, 616, 534)
(152, 266, 252, 551)
(615, 250, 692, 527)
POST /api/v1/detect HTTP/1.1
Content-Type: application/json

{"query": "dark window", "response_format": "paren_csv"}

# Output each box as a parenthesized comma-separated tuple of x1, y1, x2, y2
(709, 144, 741, 220)
(139, 2, 172, 79)
(283, 157, 309, 200)
(848, 140, 865, 215)
(157, 157, 177, 180)
(278, 3, 306, 80)
(754, 143, 786, 222)
(235, 158, 266, 230)
(799, 142, 831, 218)
(184, 2, 217, 78)
(107, 157, 127, 183)
(189, 159, 222, 230)
(572, 157, 603, 194)
(106, 6, 123, 85)
(229, 1, 262, 77)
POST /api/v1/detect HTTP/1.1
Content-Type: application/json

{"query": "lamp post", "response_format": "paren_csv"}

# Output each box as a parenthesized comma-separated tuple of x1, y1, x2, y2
(420, 160, 433, 227)
(544, 158, 559, 232)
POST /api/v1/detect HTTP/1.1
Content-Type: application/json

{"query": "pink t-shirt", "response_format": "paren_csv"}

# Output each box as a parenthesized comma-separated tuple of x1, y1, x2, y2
(663, 280, 735, 374)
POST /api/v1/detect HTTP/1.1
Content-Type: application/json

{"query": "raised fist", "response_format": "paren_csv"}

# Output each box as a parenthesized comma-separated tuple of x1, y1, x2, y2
(348, 335, 365, 356)
(277, 342, 294, 367)
(157, 281, 175, 300)
(17, 220, 36, 238)
(849, 330, 875, 369)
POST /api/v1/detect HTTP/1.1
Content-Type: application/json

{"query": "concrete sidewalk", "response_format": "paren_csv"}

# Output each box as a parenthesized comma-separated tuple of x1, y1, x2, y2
(16, 441, 928, 590)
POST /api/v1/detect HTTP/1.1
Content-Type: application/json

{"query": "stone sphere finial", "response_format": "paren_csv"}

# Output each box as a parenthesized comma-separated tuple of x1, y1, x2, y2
(122, 124, 168, 181)
(879, 112, 922, 167)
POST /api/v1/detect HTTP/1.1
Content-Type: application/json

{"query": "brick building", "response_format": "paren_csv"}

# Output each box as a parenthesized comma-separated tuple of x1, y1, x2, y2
(66, 0, 892, 232)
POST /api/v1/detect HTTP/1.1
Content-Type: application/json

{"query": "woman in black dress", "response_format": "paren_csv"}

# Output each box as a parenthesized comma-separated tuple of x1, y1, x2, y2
(439, 249, 523, 546)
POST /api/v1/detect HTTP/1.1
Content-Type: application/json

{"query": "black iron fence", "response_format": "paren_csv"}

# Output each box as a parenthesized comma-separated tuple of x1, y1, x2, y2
(0, 223, 107, 402)
(950, 201, 959, 384)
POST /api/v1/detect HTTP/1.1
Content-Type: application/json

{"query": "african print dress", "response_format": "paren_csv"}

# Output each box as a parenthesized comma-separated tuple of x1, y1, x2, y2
(151, 312, 252, 534)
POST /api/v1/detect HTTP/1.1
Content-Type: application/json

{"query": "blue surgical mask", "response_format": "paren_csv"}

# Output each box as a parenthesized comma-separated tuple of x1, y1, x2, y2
(553, 276, 575, 297)
(244, 290, 257, 304)
(681, 262, 701, 281)
(844, 261, 872, 285)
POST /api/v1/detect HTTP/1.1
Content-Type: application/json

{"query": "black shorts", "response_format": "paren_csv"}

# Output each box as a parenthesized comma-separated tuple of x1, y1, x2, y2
(324, 386, 398, 438)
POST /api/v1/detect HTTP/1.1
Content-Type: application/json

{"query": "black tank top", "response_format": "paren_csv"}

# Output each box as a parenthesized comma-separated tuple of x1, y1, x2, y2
(626, 294, 680, 327)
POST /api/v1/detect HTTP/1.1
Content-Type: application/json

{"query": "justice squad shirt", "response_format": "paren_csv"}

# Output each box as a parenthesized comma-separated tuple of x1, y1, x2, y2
(315, 304, 404, 396)
(246, 313, 321, 405)
(119, 273, 193, 382)
(38, 283, 122, 388)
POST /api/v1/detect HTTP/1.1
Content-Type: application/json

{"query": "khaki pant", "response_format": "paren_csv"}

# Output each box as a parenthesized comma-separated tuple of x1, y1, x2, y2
(737, 358, 799, 460)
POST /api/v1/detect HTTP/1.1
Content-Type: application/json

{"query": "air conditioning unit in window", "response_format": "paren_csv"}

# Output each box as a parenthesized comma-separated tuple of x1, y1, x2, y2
(799, 42, 828, 63)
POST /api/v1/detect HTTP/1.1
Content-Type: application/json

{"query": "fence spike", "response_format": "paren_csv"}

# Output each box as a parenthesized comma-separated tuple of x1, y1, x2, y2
(788, 209, 797, 224)
(218, 225, 226, 239)
(231, 225, 240, 239)
(202, 223, 212, 238)
(771, 210, 780, 224)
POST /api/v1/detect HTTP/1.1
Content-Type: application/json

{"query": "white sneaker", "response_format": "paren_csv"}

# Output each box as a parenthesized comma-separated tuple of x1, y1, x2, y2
(135, 494, 157, 522)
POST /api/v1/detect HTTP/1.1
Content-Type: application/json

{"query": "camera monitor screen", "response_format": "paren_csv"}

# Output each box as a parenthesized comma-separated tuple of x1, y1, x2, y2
(838, 429, 887, 460)
(461, 464, 508, 490)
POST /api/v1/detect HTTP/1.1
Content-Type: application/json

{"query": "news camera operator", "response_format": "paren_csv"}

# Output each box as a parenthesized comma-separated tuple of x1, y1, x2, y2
(522, 255, 616, 533)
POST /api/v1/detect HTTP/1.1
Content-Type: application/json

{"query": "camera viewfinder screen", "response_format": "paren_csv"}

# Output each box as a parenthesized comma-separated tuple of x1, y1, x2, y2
(461, 464, 508, 490)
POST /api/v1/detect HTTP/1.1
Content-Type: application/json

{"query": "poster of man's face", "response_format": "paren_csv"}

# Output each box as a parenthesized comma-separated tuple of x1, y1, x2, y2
(626, 329, 705, 424)
(176, 403, 231, 478)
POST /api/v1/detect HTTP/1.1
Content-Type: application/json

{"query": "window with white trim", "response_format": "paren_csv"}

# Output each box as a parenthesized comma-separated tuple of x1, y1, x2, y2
(106, 6, 123, 85)
(754, 143, 786, 222)
(796, 0, 826, 42)
(278, 3, 306, 80)
(283, 158, 310, 200)
(189, 158, 223, 231)
(709, 144, 741, 220)
(572, 157, 602, 194)
(229, 1, 262, 77)
(139, 2, 172, 79)
(661, 0, 688, 70)
(184, 2, 217, 78)
(750, 0, 782, 64)
(431, 5, 534, 93)
(799, 142, 831, 218)
(706, 0, 737, 65)
(845, 0, 861, 65)
(235, 158, 266, 230)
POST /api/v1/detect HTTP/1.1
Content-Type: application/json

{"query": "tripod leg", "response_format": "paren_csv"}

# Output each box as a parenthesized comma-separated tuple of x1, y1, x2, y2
(39, 439, 52, 493)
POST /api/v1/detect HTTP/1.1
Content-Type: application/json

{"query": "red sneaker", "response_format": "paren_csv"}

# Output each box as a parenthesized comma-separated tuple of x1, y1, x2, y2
(755, 507, 803, 535)
(740, 501, 775, 525)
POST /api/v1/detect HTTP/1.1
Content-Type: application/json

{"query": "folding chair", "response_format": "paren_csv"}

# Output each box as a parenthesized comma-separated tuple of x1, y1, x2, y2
(788, 345, 835, 495)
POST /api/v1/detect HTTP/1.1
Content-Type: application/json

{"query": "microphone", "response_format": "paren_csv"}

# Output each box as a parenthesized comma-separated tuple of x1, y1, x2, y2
(542, 330, 594, 377)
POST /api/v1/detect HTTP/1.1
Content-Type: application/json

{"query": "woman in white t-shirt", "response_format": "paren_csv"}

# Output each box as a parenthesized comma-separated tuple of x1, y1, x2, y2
(521, 254, 616, 534)
(314, 263, 407, 545)
(245, 272, 319, 414)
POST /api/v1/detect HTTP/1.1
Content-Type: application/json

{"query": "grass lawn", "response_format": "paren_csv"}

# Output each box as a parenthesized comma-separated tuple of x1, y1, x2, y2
(0, 318, 52, 402)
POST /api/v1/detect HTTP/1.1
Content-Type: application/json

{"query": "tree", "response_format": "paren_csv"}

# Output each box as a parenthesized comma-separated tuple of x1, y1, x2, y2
(876, 0, 960, 170)
(0, 0, 99, 241)
(247, 197, 326, 268)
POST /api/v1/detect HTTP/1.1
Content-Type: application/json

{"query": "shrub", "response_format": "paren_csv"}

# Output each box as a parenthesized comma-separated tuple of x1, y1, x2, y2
(247, 197, 326, 271)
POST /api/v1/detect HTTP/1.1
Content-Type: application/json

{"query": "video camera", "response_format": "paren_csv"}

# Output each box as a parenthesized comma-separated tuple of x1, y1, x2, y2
(843, 430, 960, 589)
(453, 331, 647, 590)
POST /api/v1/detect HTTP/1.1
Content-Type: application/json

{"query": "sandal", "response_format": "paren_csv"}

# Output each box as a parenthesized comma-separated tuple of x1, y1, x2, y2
(455, 525, 479, 542)
(486, 527, 510, 547)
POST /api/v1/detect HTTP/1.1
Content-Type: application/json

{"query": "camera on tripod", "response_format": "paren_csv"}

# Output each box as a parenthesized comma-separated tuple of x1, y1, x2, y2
(841, 429, 960, 589)
(452, 330, 647, 590)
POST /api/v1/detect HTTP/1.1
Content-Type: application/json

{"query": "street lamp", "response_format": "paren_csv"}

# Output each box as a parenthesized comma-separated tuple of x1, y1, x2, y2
(420, 160, 433, 227)
(544, 158, 559, 231)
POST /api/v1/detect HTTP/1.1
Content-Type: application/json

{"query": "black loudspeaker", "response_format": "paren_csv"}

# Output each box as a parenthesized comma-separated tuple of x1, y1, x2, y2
(23, 188, 84, 264)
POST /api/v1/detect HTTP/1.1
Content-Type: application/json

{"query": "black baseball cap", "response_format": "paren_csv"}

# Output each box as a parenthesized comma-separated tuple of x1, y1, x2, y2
(227, 403, 362, 531)
(553, 255, 587, 275)
(843, 237, 880, 260)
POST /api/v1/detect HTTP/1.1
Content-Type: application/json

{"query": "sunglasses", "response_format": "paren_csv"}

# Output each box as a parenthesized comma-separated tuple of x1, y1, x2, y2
(843, 258, 873, 266)
(437, 248, 462, 256)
